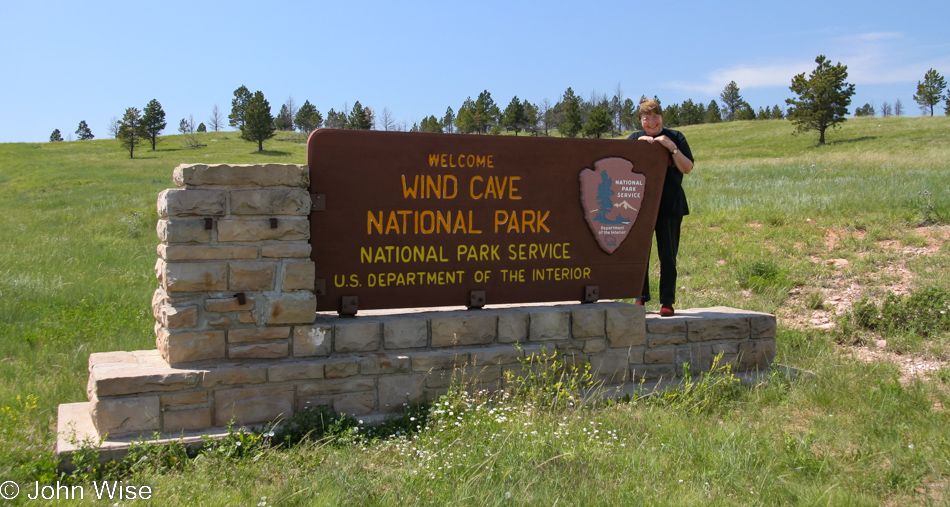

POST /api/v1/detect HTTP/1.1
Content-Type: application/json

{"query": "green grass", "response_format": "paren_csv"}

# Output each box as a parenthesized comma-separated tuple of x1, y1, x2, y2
(2, 118, 950, 504)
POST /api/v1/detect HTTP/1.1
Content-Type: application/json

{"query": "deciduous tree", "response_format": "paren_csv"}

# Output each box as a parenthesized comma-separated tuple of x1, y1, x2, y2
(108, 116, 120, 138)
(240, 90, 275, 152)
(913, 68, 947, 116)
(142, 99, 167, 150)
(785, 55, 856, 146)
(49, 129, 63, 142)
(117, 107, 146, 158)
(894, 99, 903, 117)
(75, 120, 94, 140)
(209, 104, 224, 132)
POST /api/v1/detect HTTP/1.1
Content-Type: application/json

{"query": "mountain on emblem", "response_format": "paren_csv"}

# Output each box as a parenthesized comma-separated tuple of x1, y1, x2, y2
(578, 157, 646, 254)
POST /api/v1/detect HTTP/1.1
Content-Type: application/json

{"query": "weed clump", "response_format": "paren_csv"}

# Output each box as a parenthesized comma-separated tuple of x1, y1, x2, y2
(844, 287, 950, 338)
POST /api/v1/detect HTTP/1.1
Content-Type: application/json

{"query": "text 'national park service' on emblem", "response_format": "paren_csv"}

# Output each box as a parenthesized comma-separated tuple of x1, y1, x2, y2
(578, 157, 646, 254)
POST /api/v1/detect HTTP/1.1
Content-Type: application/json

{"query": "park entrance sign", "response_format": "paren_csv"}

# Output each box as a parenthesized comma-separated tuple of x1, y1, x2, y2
(307, 130, 669, 314)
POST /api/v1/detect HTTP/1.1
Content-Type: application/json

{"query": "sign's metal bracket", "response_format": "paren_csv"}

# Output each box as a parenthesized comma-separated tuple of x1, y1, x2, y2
(468, 290, 486, 309)
(339, 296, 358, 317)
(583, 286, 599, 303)
(310, 194, 326, 212)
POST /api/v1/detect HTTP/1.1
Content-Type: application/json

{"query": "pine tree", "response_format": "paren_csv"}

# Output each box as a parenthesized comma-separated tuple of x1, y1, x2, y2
(117, 107, 146, 158)
(75, 120, 94, 140)
(559, 87, 582, 138)
(49, 129, 63, 142)
(240, 91, 275, 152)
(501, 96, 526, 135)
(275, 104, 294, 130)
(443, 106, 455, 134)
(474, 91, 497, 134)
(786, 55, 855, 146)
(913, 68, 947, 116)
(197, 123, 207, 132)
(706, 100, 722, 123)
(294, 100, 323, 134)
(142, 99, 167, 150)
(346, 101, 373, 129)
(582, 100, 613, 138)
(620, 98, 638, 130)
(455, 97, 477, 134)
(522, 100, 539, 135)
(229, 85, 252, 128)
(325, 109, 347, 129)
(719, 81, 744, 121)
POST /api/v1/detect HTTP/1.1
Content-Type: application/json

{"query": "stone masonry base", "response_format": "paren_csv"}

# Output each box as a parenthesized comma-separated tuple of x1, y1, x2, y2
(57, 303, 776, 465)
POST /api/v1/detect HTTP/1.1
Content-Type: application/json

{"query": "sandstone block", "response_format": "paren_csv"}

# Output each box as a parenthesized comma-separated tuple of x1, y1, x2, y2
(174, 164, 308, 188)
(88, 351, 138, 371)
(90, 362, 200, 397)
(333, 393, 376, 417)
(360, 354, 412, 375)
(471, 346, 522, 366)
(382, 318, 428, 349)
(206, 295, 256, 312)
(335, 320, 380, 353)
(293, 324, 332, 357)
(280, 261, 315, 291)
(228, 327, 290, 344)
(646, 317, 687, 334)
(157, 219, 213, 244)
(431, 313, 496, 347)
(229, 342, 288, 360)
(644, 349, 675, 365)
(229, 261, 276, 291)
(528, 310, 570, 341)
(161, 391, 209, 408)
(675, 345, 714, 374)
(217, 219, 309, 242)
(162, 262, 227, 292)
(159, 244, 258, 261)
(90, 395, 160, 436)
(325, 359, 359, 379)
(157, 329, 226, 364)
(214, 385, 294, 427)
(583, 338, 607, 354)
(377, 374, 426, 413)
(265, 292, 316, 325)
(426, 365, 501, 388)
(605, 305, 646, 347)
(230, 188, 311, 215)
(268, 362, 324, 382)
(631, 365, 675, 381)
(161, 305, 197, 329)
(151, 288, 167, 320)
(163, 407, 213, 432)
(157, 188, 226, 217)
(571, 308, 605, 339)
(646, 333, 686, 348)
(411, 351, 470, 372)
(262, 243, 311, 258)
(687, 316, 750, 343)
(498, 312, 528, 343)
(201, 365, 268, 388)
(750, 314, 778, 339)
(297, 378, 375, 397)
(589, 354, 629, 384)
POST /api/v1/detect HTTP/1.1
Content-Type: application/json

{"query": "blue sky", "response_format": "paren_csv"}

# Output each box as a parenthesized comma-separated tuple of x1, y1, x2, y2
(2, 0, 948, 143)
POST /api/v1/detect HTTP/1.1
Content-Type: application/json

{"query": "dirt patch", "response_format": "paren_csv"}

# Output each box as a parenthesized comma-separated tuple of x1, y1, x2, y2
(781, 225, 950, 381)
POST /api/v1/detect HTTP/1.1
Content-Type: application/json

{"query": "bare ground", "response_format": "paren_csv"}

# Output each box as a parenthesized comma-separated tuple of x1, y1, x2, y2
(779, 225, 950, 384)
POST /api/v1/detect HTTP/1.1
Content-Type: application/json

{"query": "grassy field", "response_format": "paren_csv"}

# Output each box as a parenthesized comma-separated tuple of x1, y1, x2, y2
(1, 118, 949, 505)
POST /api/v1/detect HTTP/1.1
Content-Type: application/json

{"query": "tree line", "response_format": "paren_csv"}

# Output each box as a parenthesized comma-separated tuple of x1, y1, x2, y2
(48, 65, 950, 151)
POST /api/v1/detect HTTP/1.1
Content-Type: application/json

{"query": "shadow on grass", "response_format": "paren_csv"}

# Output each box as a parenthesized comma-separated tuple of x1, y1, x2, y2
(828, 136, 878, 145)
(254, 150, 294, 157)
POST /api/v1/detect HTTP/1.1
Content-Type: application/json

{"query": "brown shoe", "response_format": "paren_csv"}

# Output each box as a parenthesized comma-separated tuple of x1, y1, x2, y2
(660, 304, 674, 316)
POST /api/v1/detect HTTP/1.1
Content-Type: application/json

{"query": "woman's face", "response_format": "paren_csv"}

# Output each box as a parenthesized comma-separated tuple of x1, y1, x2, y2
(640, 113, 663, 136)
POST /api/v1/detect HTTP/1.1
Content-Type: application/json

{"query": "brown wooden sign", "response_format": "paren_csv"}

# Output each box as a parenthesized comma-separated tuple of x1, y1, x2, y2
(307, 129, 669, 313)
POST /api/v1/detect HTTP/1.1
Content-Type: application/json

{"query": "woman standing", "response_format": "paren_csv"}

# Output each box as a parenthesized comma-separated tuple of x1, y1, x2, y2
(630, 98, 694, 316)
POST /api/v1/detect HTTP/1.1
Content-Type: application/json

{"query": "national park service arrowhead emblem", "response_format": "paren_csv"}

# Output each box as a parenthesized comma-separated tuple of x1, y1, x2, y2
(578, 157, 645, 254)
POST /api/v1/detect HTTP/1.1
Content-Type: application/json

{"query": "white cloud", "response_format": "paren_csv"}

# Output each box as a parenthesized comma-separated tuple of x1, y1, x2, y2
(666, 61, 813, 95)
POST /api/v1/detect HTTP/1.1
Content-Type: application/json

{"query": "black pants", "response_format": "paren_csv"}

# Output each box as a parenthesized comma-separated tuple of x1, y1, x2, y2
(640, 214, 682, 305)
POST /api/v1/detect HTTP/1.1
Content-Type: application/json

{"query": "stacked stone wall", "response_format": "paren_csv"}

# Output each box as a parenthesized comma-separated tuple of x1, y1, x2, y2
(73, 163, 777, 442)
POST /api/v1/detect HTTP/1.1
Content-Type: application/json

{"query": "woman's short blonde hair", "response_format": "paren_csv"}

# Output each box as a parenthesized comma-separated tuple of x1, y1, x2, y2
(639, 98, 663, 118)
